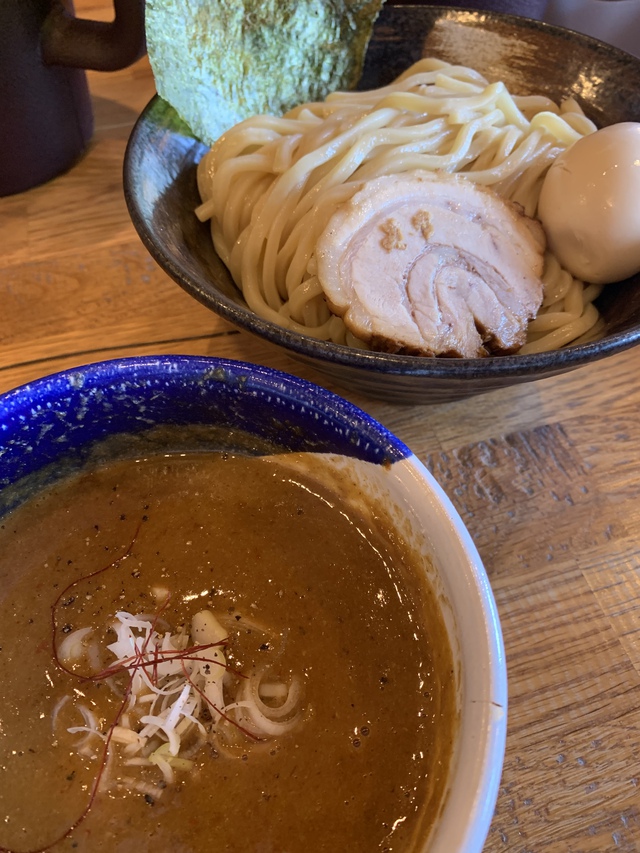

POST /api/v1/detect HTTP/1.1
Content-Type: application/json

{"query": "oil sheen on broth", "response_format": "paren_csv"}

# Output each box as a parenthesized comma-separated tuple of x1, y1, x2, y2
(0, 451, 457, 853)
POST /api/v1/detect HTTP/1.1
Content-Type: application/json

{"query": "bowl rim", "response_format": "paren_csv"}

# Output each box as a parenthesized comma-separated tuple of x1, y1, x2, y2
(0, 355, 406, 445)
(0, 355, 412, 489)
(0, 354, 507, 852)
(393, 451, 507, 853)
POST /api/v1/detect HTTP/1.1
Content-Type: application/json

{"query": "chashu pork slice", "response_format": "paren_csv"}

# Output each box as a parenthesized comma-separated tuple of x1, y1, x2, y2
(314, 171, 546, 357)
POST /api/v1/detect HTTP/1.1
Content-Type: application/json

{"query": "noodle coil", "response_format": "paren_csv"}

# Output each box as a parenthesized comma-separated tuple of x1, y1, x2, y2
(196, 58, 601, 355)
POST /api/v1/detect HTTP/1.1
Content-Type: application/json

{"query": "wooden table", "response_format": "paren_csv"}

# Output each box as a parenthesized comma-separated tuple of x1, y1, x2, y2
(2, 3, 640, 851)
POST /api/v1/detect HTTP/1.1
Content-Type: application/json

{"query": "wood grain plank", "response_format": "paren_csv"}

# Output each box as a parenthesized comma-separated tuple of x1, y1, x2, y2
(420, 347, 640, 452)
(422, 423, 640, 852)
(423, 424, 623, 579)
(2, 244, 216, 348)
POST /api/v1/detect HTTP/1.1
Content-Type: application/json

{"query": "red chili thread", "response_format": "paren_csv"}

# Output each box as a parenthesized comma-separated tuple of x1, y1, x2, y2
(1, 522, 258, 853)
(179, 658, 261, 743)
(1, 525, 142, 853)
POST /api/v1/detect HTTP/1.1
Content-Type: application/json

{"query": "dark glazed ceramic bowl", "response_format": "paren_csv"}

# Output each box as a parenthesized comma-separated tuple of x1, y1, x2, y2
(124, 5, 640, 404)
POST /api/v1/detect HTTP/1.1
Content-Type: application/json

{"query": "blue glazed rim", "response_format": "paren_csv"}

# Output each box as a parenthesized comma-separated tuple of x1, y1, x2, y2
(0, 355, 411, 492)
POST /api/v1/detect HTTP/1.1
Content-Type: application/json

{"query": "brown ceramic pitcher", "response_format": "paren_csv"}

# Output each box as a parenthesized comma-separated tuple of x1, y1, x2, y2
(0, 0, 146, 197)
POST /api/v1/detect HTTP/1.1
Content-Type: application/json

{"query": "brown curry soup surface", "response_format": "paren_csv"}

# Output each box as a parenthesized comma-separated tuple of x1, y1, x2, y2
(0, 450, 457, 853)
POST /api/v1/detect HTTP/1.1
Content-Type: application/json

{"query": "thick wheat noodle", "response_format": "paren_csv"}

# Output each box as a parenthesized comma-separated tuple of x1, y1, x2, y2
(196, 57, 603, 355)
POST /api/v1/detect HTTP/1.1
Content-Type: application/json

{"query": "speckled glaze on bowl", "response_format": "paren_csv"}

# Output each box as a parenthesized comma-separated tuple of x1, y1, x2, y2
(0, 356, 405, 496)
(0, 355, 506, 853)
(124, 5, 640, 404)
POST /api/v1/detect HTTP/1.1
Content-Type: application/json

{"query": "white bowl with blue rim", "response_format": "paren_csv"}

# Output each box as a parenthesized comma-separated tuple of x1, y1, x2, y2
(0, 355, 506, 852)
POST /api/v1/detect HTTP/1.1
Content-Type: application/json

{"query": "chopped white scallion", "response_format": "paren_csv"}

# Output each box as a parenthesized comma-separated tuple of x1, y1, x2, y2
(258, 682, 288, 700)
(233, 673, 303, 737)
(62, 607, 303, 792)
(51, 694, 71, 732)
(57, 626, 93, 663)
(110, 725, 145, 746)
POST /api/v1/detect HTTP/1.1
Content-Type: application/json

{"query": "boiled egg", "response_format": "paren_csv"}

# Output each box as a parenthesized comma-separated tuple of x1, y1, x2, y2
(538, 121, 640, 284)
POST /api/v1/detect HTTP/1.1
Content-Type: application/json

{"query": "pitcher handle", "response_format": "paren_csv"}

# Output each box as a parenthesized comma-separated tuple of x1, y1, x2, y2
(41, 0, 146, 71)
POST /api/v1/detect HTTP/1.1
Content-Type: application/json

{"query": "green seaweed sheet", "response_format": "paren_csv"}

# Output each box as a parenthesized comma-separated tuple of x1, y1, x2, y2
(146, 0, 386, 145)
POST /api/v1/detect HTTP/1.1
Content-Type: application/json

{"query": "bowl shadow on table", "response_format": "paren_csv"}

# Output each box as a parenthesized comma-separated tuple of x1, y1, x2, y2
(124, 5, 640, 405)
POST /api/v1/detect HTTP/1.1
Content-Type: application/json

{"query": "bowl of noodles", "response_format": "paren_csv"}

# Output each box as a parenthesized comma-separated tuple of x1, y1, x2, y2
(124, 5, 640, 404)
(0, 355, 506, 852)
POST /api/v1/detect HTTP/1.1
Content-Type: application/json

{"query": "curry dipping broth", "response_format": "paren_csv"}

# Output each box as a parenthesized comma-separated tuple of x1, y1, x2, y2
(0, 450, 457, 853)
